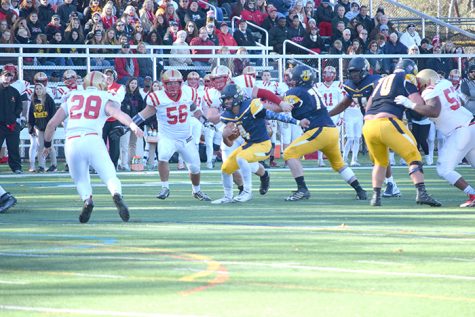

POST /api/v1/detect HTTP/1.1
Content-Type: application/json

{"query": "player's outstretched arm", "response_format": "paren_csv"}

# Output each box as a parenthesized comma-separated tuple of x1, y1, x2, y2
(328, 97, 352, 117)
(253, 87, 292, 112)
(106, 101, 144, 138)
(43, 107, 67, 157)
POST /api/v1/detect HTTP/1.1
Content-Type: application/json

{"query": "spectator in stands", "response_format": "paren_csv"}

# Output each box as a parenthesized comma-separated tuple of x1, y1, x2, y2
(164, 3, 180, 27)
(455, 46, 469, 75)
(337, 0, 350, 12)
(331, 5, 348, 35)
(86, 29, 112, 67)
(339, 28, 351, 52)
(184, 20, 198, 43)
(45, 14, 64, 41)
(15, 22, 30, 44)
(382, 32, 407, 74)
(101, 1, 118, 30)
(169, 29, 193, 70)
(262, 5, 278, 31)
(114, 20, 126, 39)
(233, 19, 257, 47)
(0, 29, 15, 64)
(286, 15, 306, 53)
(233, 46, 250, 76)
(344, 1, 359, 21)
(176, 0, 189, 28)
(216, 21, 237, 47)
(346, 18, 359, 39)
(399, 23, 421, 49)
(269, 13, 287, 54)
(267, 0, 291, 15)
(64, 16, 84, 42)
(84, 0, 102, 23)
(212, 46, 235, 73)
(136, 42, 154, 79)
(206, 22, 219, 45)
(57, 0, 77, 28)
(303, 25, 325, 54)
(316, 0, 333, 36)
(85, 20, 105, 40)
(84, 11, 102, 34)
(162, 20, 179, 45)
(357, 27, 369, 51)
(65, 29, 84, 65)
(27, 12, 43, 41)
(241, 0, 267, 26)
(355, 5, 373, 34)
(49, 31, 70, 66)
(304, 1, 316, 22)
(370, 23, 388, 42)
(347, 38, 362, 54)
(331, 20, 345, 43)
(185, 0, 206, 29)
(32, 33, 55, 67)
(190, 26, 214, 76)
(417, 37, 431, 69)
(326, 39, 343, 72)
(115, 43, 141, 85)
(0, 0, 17, 25)
(366, 40, 383, 74)
(427, 45, 452, 78)
(12, 17, 30, 37)
(19, 0, 35, 19)
(37, 0, 54, 28)
(151, 13, 168, 39)
(460, 64, 475, 115)
(138, 0, 154, 33)
(256, 0, 267, 14)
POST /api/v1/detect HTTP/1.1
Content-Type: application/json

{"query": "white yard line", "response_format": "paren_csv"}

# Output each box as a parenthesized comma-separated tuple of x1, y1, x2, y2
(0, 305, 206, 317)
(0, 280, 29, 285)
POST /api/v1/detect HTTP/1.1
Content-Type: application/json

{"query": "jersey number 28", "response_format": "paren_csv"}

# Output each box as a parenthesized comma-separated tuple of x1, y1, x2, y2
(70, 95, 102, 120)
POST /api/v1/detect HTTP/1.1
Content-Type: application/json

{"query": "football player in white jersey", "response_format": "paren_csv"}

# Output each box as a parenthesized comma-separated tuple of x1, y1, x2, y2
(43, 71, 144, 223)
(233, 65, 256, 99)
(316, 66, 345, 167)
(396, 69, 475, 207)
(133, 70, 211, 201)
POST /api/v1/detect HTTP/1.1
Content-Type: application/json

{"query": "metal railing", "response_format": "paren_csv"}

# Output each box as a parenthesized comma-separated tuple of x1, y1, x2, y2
(282, 40, 321, 81)
(231, 16, 270, 50)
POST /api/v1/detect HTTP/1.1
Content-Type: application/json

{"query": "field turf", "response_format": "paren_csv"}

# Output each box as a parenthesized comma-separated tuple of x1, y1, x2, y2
(0, 162, 474, 317)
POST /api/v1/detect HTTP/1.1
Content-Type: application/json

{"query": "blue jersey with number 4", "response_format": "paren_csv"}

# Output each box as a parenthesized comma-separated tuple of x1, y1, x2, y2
(284, 86, 334, 130)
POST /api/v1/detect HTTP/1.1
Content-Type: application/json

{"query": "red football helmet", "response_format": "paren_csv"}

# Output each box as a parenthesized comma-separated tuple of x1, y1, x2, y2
(448, 69, 461, 87)
(322, 66, 336, 83)
(162, 69, 183, 96)
(63, 69, 78, 89)
(186, 71, 200, 89)
(210, 65, 232, 91)
(33, 72, 48, 86)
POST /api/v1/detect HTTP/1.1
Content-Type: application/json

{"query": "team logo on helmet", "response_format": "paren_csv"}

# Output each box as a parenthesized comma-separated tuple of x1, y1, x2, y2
(395, 59, 418, 76)
(291, 65, 315, 87)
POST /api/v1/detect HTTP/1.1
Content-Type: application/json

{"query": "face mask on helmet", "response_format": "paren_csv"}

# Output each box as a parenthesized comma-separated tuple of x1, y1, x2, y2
(162, 70, 183, 96)
(220, 84, 242, 110)
(33, 72, 48, 86)
(187, 72, 200, 88)
(211, 66, 231, 91)
(347, 57, 369, 84)
(449, 71, 460, 86)
(323, 66, 336, 83)
(63, 70, 78, 89)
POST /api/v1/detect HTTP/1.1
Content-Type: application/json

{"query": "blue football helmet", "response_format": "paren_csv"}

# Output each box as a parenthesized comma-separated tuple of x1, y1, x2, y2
(395, 59, 418, 75)
(291, 65, 316, 87)
(347, 57, 370, 84)
(220, 84, 243, 109)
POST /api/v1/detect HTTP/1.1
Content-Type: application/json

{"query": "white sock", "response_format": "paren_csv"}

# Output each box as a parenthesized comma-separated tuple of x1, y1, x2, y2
(0, 186, 6, 196)
(222, 173, 233, 198)
(385, 176, 394, 184)
(192, 185, 200, 193)
(161, 181, 169, 189)
(237, 157, 252, 193)
(463, 185, 475, 195)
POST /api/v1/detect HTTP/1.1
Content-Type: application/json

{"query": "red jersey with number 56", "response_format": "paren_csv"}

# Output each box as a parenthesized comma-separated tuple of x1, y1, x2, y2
(147, 85, 198, 140)
(61, 87, 121, 138)
(422, 79, 473, 136)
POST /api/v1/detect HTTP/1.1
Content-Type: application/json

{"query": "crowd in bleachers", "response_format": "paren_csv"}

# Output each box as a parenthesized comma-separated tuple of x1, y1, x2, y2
(0, 0, 473, 80)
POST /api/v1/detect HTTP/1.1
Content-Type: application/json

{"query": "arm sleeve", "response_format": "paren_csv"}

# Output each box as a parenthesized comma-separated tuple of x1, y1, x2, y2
(265, 110, 298, 124)
(256, 88, 282, 105)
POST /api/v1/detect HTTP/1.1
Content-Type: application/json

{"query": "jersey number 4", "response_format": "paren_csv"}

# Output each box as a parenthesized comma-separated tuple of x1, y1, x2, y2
(70, 95, 102, 119)
(166, 105, 188, 124)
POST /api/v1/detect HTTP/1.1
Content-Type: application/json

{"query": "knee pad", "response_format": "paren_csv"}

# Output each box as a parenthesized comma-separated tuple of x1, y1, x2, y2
(188, 162, 200, 174)
(408, 161, 423, 176)
(437, 165, 461, 185)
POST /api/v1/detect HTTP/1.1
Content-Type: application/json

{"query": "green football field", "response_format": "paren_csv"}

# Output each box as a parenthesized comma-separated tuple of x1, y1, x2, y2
(0, 162, 474, 317)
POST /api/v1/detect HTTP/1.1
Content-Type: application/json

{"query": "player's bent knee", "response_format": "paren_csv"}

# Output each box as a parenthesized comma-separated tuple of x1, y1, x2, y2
(408, 161, 424, 175)
(437, 166, 460, 185)
(221, 161, 236, 175)
(283, 148, 298, 161)
(188, 163, 200, 174)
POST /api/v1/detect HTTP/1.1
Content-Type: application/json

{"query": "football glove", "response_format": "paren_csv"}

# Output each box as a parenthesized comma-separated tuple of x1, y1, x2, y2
(109, 125, 129, 139)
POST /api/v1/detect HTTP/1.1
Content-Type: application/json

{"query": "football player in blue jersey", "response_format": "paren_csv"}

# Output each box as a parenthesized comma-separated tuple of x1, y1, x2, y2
(213, 84, 310, 203)
(329, 57, 402, 198)
(363, 59, 441, 207)
(282, 65, 368, 201)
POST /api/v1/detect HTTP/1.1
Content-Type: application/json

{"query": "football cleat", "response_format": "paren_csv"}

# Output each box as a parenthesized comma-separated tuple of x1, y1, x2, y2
(416, 191, 442, 207)
(113, 193, 129, 222)
(350, 161, 360, 167)
(269, 161, 279, 168)
(37, 166, 45, 173)
(370, 192, 381, 206)
(259, 173, 270, 195)
(206, 161, 214, 169)
(211, 196, 234, 204)
(460, 194, 475, 208)
(156, 187, 170, 200)
(0, 192, 17, 213)
(285, 188, 310, 201)
(193, 191, 211, 201)
(382, 182, 401, 198)
(233, 190, 252, 202)
(79, 197, 94, 223)
(356, 189, 367, 200)
(46, 165, 57, 172)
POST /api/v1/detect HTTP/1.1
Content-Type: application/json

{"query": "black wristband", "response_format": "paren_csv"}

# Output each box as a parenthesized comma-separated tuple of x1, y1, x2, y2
(44, 141, 52, 148)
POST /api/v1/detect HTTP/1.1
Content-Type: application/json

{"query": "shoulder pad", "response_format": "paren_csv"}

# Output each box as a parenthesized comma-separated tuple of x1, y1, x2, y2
(250, 99, 264, 117)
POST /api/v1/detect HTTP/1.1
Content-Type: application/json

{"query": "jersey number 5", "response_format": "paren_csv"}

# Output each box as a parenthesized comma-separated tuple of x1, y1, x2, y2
(443, 87, 461, 110)
(166, 105, 188, 124)
(70, 95, 102, 119)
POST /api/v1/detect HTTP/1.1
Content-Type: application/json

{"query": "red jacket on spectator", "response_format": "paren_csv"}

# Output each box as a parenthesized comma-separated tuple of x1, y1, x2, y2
(189, 37, 214, 62)
(216, 28, 237, 47)
(241, 9, 267, 26)
(102, 15, 117, 30)
(114, 57, 139, 81)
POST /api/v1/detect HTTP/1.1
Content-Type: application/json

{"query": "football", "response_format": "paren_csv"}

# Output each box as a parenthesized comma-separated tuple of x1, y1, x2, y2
(225, 122, 240, 141)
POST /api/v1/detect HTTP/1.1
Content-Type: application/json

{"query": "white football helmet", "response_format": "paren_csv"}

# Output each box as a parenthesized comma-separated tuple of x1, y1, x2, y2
(416, 69, 440, 92)
(243, 66, 256, 78)
(322, 66, 336, 83)
(33, 72, 48, 86)
(63, 69, 78, 88)
(162, 69, 183, 96)
(448, 69, 461, 87)
(186, 71, 200, 89)
(210, 65, 232, 91)
(83, 71, 108, 91)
